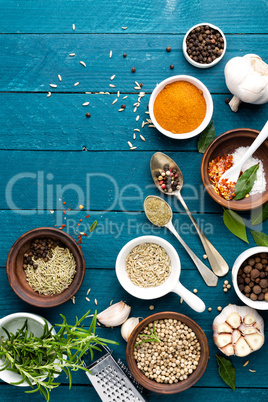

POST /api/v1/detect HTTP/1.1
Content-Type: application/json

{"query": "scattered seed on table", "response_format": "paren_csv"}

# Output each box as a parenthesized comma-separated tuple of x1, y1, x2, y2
(227, 284, 231, 289)
(112, 99, 118, 104)
(87, 288, 91, 295)
(72, 24, 75, 31)
(140, 83, 143, 87)
(149, 124, 155, 128)
(217, 306, 222, 312)
(146, 118, 152, 123)
(86, 113, 91, 118)
(83, 102, 90, 106)
(134, 86, 141, 90)
(133, 133, 136, 140)
(110, 75, 116, 80)
(74, 82, 79, 86)
(243, 361, 249, 367)
(145, 111, 149, 115)
(122, 27, 127, 30)
(79, 205, 84, 209)
(71, 296, 75, 304)
(128, 141, 133, 148)
(135, 81, 139, 87)
(109, 84, 115, 88)
(180, 297, 183, 304)
(47, 92, 51, 98)
(203, 254, 208, 259)
(94, 299, 98, 305)
(131, 67, 136, 73)
(58, 74, 62, 81)
(142, 121, 145, 128)
(225, 98, 230, 104)
(130, 147, 137, 150)
(249, 369, 256, 373)
(193, 289, 198, 294)
(133, 107, 137, 113)
(80, 61, 86, 67)
(49, 84, 57, 88)
(208, 307, 212, 312)
(223, 288, 228, 293)
(123, 53, 127, 58)
(110, 299, 113, 305)
(170, 64, 174, 69)
(140, 135, 145, 141)
(121, 104, 126, 109)
(118, 108, 124, 112)
(149, 305, 155, 311)
(166, 46, 171, 52)
(85, 91, 91, 94)
(109, 50, 112, 58)
(134, 128, 140, 132)
(69, 53, 75, 57)
(122, 95, 128, 99)
(85, 297, 90, 302)
(136, 115, 140, 121)
(117, 91, 120, 97)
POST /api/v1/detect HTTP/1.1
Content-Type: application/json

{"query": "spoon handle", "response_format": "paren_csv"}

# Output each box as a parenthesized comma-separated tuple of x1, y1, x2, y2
(175, 192, 229, 277)
(166, 221, 218, 287)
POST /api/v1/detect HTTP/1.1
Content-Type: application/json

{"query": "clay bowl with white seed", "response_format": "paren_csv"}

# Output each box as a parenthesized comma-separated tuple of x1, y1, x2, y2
(126, 312, 209, 394)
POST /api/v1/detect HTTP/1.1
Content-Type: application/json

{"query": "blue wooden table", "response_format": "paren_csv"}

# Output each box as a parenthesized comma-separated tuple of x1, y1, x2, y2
(0, 1, 267, 401)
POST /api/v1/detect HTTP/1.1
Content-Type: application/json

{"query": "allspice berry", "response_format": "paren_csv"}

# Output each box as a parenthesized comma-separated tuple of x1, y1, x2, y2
(260, 279, 268, 288)
(166, 46, 171, 52)
(86, 113, 91, 118)
(265, 293, 268, 302)
(253, 285, 262, 295)
(251, 269, 260, 279)
(131, 67, 136, 73)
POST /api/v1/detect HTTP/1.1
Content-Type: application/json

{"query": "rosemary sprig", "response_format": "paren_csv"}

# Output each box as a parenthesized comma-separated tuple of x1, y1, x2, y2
(0, 310, 118, 402)
(134, 322, 161, 347)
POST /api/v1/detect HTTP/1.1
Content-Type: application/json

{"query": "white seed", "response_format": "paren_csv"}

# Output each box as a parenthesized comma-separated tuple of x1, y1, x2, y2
(105, 92, 110, 95)
(135, 81, 140, 87)
(217, 306, 222, 312)
(243, 360, 249, 367)
(109, 84, 115, 88)
(193, 289, 198, 294)
(109, 50, 112, 58)
(227, 284, 231, 289)
(58, 74, 62, 81)
(146, 118, 152, 123)
(133, 107, 137, 113)
(134, 129, 140, 132)
(112, 99, 118, 105)
(130, 147, 137, 150)
(85, 297, 90, 302)
(87, 288, 91, 295)
(149, 305, 155, 311)
(122, 27, 127, 30)
(180, 297, 183, 304)
(49, 84, 57, 88)
(127, 141, 133, 148)
(139, 92, 145, 97)
(72, 24, 75, 31)
(136, 115, 140, 121)
(74, 82, 79, 86)
(224, 280, 229, 285)
(110, 75, 116, 80)
(140, 135, 145, 141)
(223, 288, 228, 292)
(118, 108, 124, 112)
(83, 102, 89, 106)
(134, 86, 141, 90)
(110, 299, 113, 305)
(80, 61, 86, 67)
(71, 296, 75, 304)
(122, 96, 128, 99)
(208, 307, 212, 312)
(69, 53, 75, 57)
(142, 121, 145, 128)
(85, 92, 91, 94)
(47, 92, 51, 98)
(117, 91, 120, 97)
(133, 133, 136, 140)
(94, 299, 98, 305)
(203, 254, 208, 259)
(145, 111, 149, 114)
(148, 124, 155, 128)
(249, 369, 256, 373)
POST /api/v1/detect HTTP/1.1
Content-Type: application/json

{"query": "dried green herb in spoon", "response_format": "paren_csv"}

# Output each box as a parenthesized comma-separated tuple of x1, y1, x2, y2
(0, 310, 118, 402)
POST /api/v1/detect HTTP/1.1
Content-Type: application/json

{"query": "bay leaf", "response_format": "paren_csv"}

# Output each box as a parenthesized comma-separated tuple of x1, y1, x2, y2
(89, 220, 98, 232)
(216, 355, 236, 391)
(250, 230, 268, 246)
(233, 164, 259, 200)
(197, 121, 215, 153)
(223, 209, 248, 243)
(251, 203, 268, 226)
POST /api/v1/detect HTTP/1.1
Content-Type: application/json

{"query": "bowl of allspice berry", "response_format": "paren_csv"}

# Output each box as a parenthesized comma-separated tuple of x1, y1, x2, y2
(232, 247, 268, 310)
(6, 227, 85, 308)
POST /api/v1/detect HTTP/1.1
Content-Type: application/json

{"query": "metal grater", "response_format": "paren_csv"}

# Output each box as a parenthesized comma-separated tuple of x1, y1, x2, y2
(82, 345, 148, 402)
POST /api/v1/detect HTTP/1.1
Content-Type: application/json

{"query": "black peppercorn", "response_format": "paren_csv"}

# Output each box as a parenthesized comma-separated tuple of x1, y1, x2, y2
(86, 112, 91, 118)
(170, 64, 174, 69)
(131, 67, 136, 73)
(166, 46, 171, 52)
(225, 98, 230, 104)
(121, 104, 126, 109)
(123, 53, 127, 58)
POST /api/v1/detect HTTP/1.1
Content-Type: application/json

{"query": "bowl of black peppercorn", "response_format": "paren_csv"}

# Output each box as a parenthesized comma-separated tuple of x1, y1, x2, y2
(183, 23, 226, 68)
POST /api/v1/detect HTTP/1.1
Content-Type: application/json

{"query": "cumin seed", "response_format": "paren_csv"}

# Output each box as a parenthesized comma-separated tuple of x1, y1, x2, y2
(249, 369, 256, 373)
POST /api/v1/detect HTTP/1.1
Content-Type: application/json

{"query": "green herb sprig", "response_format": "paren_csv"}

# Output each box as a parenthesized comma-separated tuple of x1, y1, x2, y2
(0, 310, 117, 402)
(134, 322, 161, 348)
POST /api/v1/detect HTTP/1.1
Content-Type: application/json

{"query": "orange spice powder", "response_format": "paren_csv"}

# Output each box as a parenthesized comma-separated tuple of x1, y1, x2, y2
(153, 81, 207, 134)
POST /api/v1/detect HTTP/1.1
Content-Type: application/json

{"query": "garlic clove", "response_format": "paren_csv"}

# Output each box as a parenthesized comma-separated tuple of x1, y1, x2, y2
(215, 322, 233, 334)
(243, 315, 256, 326)
(97, 301, 131, 327)
(235, 337, 252, 357)
(226, 312, 241, 329)
(239, 324, 257, 335)
(214, 334, 232, 348)
(244, 333, 264, 351)
(121, 317, 140, 342)
(220, 344, 234, 356)
(232, 329, 241, 344)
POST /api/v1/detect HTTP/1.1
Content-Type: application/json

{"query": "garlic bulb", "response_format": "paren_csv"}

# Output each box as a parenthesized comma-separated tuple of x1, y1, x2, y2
(224, 54, 268, 112)
(97, 301, 131, 327)
(121, 317, 140, 342)
(213, 304, 264, 357)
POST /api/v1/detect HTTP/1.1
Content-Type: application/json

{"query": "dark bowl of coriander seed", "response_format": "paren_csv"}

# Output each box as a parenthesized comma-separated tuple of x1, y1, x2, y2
(126, 312, 209, 394)
(6, 228, 85, 308)
(183, 23, 226, 68)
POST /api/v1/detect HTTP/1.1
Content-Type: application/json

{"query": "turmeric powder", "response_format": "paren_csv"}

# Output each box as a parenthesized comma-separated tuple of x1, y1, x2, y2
(153, 81, 207, 134)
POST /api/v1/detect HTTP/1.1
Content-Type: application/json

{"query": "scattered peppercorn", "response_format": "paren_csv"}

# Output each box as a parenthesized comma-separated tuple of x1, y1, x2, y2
(185, 24, 225, 65)
(166, 46, 171, 52)
(225, 98, 230, 104)
(170, 64, 174, 69)
(131, 67, 136, 73)
(140, 83, 143, 87)
(86, 113, 91, 118)
(121, 104, 126, 109)
(123, 53, 127, 58)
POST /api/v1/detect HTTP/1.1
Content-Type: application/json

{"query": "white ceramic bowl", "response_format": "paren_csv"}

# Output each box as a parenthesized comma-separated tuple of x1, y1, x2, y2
(232, 247, 268, 310)
(116, 235, 205, 313)
(182, 23, 227, 69)
(149, 75, 213, 140)
(0, 312, 56, 386)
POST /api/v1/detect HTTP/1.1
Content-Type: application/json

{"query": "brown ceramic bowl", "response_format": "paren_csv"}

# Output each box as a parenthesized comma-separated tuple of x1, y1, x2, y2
(6, 228, 85, 308)
(201, 128, 268, 211)
(126, 312, 209, 394)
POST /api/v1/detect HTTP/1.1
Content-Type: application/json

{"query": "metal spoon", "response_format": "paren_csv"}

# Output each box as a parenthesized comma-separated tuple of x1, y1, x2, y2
(150, 152, 229, 277)
(144, 195, 218, 287)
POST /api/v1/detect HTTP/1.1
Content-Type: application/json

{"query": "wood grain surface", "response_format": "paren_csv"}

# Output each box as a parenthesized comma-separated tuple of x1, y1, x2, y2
(0, 0, 267, 401)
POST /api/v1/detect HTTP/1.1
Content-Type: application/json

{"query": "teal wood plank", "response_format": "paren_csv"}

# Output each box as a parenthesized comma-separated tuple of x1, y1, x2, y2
(0, 93, 267, 151)
(0, 0, 267, 34)
(0, 385, 267, 402)
(2, 150, 268, 215)
(0, 34, 267, 93)
(0, 270, 267, 389)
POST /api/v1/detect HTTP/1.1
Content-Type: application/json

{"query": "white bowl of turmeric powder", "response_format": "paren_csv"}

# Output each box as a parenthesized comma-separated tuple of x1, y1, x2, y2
(149, 75, 213, 140)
